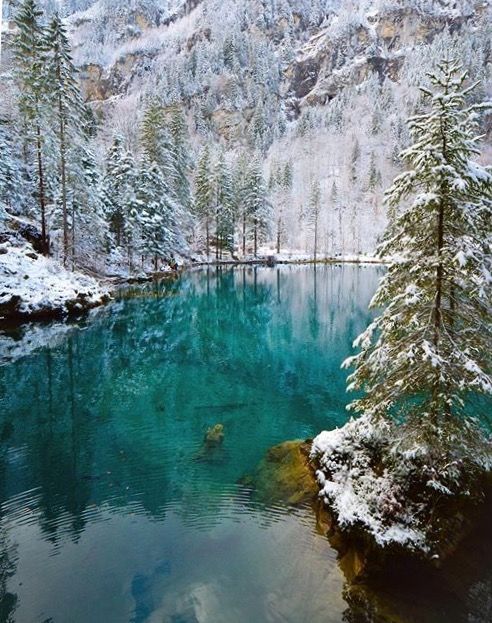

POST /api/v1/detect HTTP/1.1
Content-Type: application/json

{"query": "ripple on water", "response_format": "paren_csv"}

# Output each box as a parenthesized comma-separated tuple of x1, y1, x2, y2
(0, 266, 385, 622)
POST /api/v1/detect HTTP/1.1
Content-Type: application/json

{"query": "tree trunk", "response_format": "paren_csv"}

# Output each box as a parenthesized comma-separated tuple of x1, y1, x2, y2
(36, 123, 48, 254)
(314, 214, 318, 263)
(71, 201, 76, 271)
(431, 198, 446, 422)
(57, 79, 69, 267)
(206, 219, 210, 258)
(254, 221, 258, 258)
(242, 213, 246, 257)
(276, 217, 281, 254)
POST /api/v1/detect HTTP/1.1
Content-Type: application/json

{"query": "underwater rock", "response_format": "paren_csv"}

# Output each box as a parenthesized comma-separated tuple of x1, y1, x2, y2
(247, 439, 319, 505)
(204, 423, 225, 447)
(194, 424, 225, 462)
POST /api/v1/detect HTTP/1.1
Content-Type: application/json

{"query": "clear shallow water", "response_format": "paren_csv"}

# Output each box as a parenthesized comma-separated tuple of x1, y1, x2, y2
(0, 265, 384, 621)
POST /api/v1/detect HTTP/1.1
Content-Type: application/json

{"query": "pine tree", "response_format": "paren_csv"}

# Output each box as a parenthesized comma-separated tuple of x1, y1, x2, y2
(167, 106, 193, 212)
(102, 136, 137, 249)
(215, 150, 235, 258)
(367, 152, 381, 191)
(0, 121, 24, 211)
(195, 145, 215, 257)
(138, 160, 182, 270)
(244, 156, 270, 258)
(277, 160, 293, 254)
(350, 137, 361, 183)
(70, 144, 108, 266)
(344, 60, 492, 448)
(12, 0, 49, 251)
(44, 12, 85, 266)
(140, 100, 167, 166)
(233, 152, 250, 257)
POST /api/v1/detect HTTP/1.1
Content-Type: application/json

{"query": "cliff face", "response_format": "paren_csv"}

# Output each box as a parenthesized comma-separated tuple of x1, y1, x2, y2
(285, 3, 488, 113)
(67, 1, 490, 127)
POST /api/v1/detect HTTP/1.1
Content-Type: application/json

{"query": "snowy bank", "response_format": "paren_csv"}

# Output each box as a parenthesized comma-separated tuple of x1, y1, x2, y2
(311, 414, 492, 561)
(0, 240, 110, 322)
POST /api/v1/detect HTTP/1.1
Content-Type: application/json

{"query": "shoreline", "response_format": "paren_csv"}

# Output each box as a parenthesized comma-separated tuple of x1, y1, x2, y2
(0, 257, 386, 329)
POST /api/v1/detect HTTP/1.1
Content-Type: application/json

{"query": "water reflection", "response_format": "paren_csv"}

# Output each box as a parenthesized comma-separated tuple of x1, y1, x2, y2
(2, 264, 457, 623)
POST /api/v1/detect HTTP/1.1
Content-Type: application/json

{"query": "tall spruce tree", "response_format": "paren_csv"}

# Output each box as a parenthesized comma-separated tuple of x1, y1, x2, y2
(0, 121, 24, 211)
(233, 152, 250, 257)
(195, 145, 215, 257)
(168, 106, 193, 212)
(44, 12, 85, 266)
(244, 156, 270, 258)
(140, 101, 167, 167)
(344, 60, 492, 446)
(13, 0, 49, 251)
(138, 160, 182, 270)
(215, 150, 235, 258)
(102, 136, 137, 249)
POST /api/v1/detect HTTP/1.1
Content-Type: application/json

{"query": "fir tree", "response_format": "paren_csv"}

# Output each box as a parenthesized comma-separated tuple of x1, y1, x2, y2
(44, 12, 85, 266)
(215, 150, 235, 258)
(350, 137, 361, 183)
(102, 136, 137, 249)
(140, 101, 167, 166)
(244, 156, 270, 258)
(138, 161, 182, 270)
(233, 152, 250, 257)
(0, 121, 24, 211)
(344, 60, 492, 448)
(194, 145, 215, 257)
(12, 0, 49, 251)
(167, 106, 193, 212)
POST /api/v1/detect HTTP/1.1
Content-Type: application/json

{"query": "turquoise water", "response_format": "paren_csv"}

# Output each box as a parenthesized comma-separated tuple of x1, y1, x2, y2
(11, 263, 492, 622)
(0, 265, 381, 623)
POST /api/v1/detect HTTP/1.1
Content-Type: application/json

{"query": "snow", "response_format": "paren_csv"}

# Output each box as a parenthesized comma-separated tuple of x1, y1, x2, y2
(311, 415, 428, 550)
(0, 240, 109, 319)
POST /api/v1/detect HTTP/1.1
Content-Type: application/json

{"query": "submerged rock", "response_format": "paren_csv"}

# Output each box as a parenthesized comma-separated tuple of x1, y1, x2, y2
(246, 439, 319, 505)
(253, 430, 492, 622)
(204, 423, 225, 447)
(194, 424, 225, 462)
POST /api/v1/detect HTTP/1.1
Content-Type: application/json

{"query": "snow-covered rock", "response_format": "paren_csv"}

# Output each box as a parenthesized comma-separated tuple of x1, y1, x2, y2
(0, 240, 110, 321)
(311, 413, 492, 559)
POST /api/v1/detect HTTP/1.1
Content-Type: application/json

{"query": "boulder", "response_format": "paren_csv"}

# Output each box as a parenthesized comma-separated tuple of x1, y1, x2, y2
(247, 439, 319, 505)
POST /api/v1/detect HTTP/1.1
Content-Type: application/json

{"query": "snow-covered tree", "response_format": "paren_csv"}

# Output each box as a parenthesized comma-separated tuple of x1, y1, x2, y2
(215, 149, 235, 258)
(244, 156, 270, 257)
(138, 160, 183, 270)
(0, 121, 25, 211)
(44, 12, 86, 265)
(12, 0, 50, 250)
(344, 59, 492, 449)
(102, 136, 137, 248)
(194, 145, 215, 257)
(167, 106, 193, 212)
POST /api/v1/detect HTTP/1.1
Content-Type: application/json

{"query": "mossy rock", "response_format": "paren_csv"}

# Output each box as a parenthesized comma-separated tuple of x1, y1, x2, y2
(248, 439, 319, 505)
(204, 423, 224, 447)
(194, 424, 225, 462)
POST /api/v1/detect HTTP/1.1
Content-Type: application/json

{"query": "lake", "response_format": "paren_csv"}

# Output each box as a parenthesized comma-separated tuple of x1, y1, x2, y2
(3, 265, 489, 623)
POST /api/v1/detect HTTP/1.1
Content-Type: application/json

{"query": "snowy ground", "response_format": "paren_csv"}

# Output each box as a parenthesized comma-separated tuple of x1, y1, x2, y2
(0, 239, 109, 321)
(189, 247, 386, 265)
(311, 415, 428, 551)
